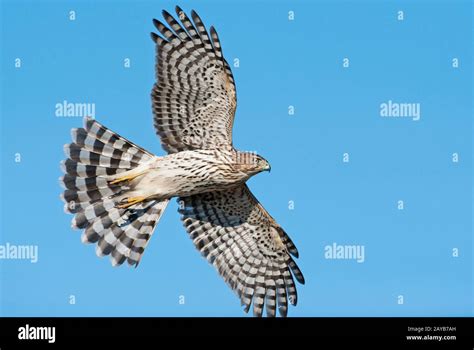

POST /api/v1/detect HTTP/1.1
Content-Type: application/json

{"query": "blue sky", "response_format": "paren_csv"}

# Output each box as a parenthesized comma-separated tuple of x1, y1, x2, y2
(0, 0, 472, 317)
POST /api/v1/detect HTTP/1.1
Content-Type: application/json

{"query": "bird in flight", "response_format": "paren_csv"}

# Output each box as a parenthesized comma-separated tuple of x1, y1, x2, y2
(60, 6, 304, 317)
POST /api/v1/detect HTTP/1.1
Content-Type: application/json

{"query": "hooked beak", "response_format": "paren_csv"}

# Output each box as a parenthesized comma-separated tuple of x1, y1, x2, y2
(265, 164, 271, 173)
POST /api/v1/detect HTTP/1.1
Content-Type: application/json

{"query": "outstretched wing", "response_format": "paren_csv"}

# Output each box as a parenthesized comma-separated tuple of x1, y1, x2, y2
(178, 185, 304, 317)
(151, 6, 237, 154)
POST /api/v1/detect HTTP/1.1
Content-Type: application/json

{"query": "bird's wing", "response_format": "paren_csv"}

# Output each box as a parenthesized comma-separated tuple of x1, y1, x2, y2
(178, 184, 304, 317)
(151, 6, 237, 154)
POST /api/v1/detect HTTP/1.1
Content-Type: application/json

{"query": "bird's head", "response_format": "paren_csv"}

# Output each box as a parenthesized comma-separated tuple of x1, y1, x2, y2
(255, 155, 271, 173)
(234, 152, 271, 176)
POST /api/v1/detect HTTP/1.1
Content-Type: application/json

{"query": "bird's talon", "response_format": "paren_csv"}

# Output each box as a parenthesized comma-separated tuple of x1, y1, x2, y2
(117, 196, 146, 209)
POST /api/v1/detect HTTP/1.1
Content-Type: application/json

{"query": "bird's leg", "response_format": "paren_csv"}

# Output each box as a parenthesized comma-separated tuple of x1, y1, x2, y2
(109, 171, 147, 185)
(117, 196, 147, 209)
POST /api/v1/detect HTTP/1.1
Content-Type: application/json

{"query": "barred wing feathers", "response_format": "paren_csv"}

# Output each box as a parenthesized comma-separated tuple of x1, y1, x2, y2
(151, 6, 237, 154)
(179, 185, 304, 317)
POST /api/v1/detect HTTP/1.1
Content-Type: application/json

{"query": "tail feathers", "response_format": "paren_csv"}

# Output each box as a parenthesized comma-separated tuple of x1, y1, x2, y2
(72, 197, 118, 229)
(60, 117, 167, 267)
(61, 186, 123, 205)
(82, 117, 153, 161)
(72, 128, 151, 165)
(61, 173, 112, 191)
(64, 143, 139, 168)
(60, 158, 128, 178)
(94, 200, 169, 266)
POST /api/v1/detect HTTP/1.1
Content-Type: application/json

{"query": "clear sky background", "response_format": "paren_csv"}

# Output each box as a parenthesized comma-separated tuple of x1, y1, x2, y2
(0, 0, 472, 317)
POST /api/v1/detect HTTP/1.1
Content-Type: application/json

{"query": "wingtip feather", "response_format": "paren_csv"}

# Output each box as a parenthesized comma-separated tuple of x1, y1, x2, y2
(150, 32, 159, 42)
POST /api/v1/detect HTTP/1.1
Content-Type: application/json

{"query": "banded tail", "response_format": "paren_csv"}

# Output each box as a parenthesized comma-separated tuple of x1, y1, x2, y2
(60, 117, 168, 266)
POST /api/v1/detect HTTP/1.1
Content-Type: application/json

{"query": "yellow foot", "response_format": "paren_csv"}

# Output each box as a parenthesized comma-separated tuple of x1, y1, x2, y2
(117, 196, 146, 209)
(109, 171, 146, 185)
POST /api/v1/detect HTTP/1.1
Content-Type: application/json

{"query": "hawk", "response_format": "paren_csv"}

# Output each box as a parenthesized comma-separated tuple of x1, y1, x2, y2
(60, 6, 304, 317)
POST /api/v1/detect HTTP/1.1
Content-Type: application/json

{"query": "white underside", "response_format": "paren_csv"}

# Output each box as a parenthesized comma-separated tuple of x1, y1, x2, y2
(106, 150, 248, 201)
